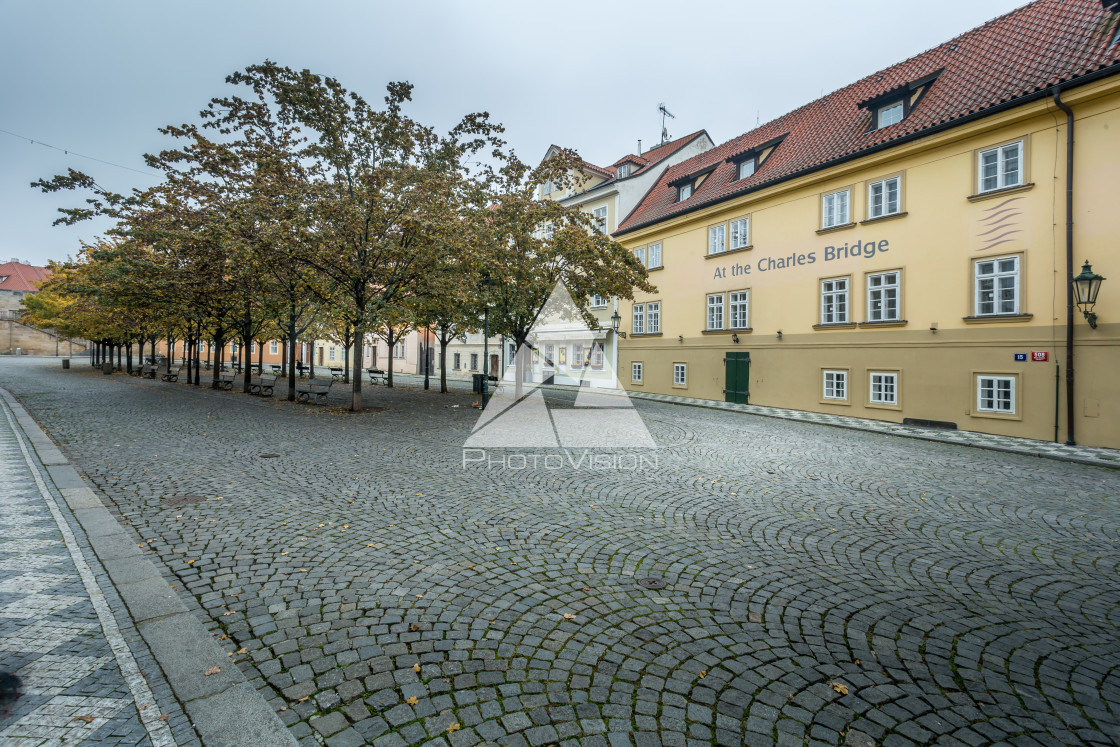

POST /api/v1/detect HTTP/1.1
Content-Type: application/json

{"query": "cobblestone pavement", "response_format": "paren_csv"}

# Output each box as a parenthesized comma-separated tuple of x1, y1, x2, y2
(2, 357, 1119, 747)
(0, 380, 197, 746)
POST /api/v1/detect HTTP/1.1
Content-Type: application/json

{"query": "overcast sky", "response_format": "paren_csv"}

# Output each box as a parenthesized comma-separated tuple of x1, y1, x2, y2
(1, 0, 1027, 267)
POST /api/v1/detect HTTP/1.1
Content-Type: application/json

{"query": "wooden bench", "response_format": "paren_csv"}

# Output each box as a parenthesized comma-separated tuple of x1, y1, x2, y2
(250, 373, 277, 396)
(160, 366, 183, 382)
(270, 364, 282, 374)
(217, 370, 236, 390)
(295, 378, 332, 403)
(140, 364, 157, 379)
(329, 367, 345, 381)
(367, 368, 386, 385)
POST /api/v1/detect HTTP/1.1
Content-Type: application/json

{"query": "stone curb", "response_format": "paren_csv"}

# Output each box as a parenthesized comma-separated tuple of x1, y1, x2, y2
(0, 386, 297, 747)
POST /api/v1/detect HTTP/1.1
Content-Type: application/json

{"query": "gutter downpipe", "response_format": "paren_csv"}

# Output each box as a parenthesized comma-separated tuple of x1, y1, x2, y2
(1052, 86, 1075, 445)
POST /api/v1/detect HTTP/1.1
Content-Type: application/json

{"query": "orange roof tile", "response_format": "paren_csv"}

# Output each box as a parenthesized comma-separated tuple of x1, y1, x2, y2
(0, 261, 50, 292)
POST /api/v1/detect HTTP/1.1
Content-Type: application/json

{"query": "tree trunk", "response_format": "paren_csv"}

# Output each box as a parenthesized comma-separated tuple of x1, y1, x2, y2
(387, 337, 394, 388)
(439, 333, 448, 393)
(212, 337, 224, 389)
(309, 341, 316, 380)
(350, 323, 363, 412)
(281, 339, 288, 379)
(287, 314, 298, 401)
(126, 343, 133, 374)
(343, 326, 351, 384)
(242, 336, 252, 393)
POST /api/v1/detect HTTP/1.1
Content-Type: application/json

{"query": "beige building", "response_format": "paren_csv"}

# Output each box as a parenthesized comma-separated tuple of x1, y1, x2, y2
(613, 0, 1120, 448)
(1, 259, 87, 356)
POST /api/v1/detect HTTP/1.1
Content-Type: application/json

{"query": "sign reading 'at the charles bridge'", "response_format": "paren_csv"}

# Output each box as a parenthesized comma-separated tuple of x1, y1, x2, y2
(712, 238, 892, 279)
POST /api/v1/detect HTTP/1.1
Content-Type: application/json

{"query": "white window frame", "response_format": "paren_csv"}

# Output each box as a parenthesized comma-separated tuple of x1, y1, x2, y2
(974, 256, 1020, 316)
(633, 247, 646, 267)
(617, 163, 631, 178)
(823, 370, 847, 401)
(978, 141, 1023, 193)
(708, 224, 726, 255)
(592, 206, 608, 235)
(867, 271, 901, 322)
(648, 242, 662, 268)
(231, 342, 239, 354)
(706, 293, 724, 330)
(868, 176, 901, 219)
(269, 341, 279, 354)
(673, 363, 687, 387)
(729, 290, 749, 329)
(730, 217, 750, 250)
(572, 343, 584, 368)
(820, 277, 850, 324)
(329, 347, 336, 361)
(633, 304, 645, 335)
(647, 301, 661, 334)
(590, 294, 607, 309)
(542, 180, 554, 196)
(876, 101, 904, 129)
(737, 159, 756, 180)
(470, 352, 479, 370)
(977, 375, 1015, 414)
(631, 361, 643, 383)
(822, 189, 850, 229)
(869, 372, 898, 405)
(678, 183, 692, 201)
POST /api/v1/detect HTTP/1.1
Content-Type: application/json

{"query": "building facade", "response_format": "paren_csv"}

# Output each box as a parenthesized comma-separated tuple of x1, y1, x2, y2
(0, 259, 87, 356)
(614, 0, 1120, 448)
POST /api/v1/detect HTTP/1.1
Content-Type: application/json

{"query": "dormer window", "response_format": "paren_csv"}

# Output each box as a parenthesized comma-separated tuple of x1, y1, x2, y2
(678, 183, 693, 201)
(617, 163, 632, 178)
(737, 159, 756, 180)
(542, 180, 554, 196)
(876, 101, 904, 129)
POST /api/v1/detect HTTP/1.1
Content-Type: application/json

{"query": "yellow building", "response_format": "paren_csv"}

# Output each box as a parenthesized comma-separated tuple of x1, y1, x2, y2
(614, 0, 1120, 448)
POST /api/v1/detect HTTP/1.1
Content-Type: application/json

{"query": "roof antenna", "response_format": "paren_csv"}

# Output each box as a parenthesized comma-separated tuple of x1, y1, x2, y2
(756, 109, 760, 126)
(658, 103, 675, 145)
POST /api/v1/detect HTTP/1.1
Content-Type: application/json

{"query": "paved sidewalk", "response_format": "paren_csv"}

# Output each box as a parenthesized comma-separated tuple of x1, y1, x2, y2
(0, 395, 186, 746)
(0, 390, 295, 747)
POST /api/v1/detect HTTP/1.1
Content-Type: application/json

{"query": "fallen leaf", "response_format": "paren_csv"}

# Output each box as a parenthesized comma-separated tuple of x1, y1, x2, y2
(279, 706, 287, 711)
(218, 634, 228, 641)
(699, 670, 707, 678)
(830, 682, 850, 696)
(72, 715, 95, 723)
(406, 696, 419, 705)
(563, 613, 576, 620)
(237, 648, 247, 654)
(186, 560, 196, 565)
(409, 624, 420, 632)
(222, 611, 235, 617)
(204, 666, 221, 676)
(412, 663, 421, 672)
(159, 714, 169, 721)
(298, 696, 309, 702)
(854, 659, 861, 666)
(447, 723, 461, 733)
(138, 704, 149, 711)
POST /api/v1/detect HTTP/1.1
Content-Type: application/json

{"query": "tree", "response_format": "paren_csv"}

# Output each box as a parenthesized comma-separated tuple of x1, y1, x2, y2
(480, 149, 655, 396)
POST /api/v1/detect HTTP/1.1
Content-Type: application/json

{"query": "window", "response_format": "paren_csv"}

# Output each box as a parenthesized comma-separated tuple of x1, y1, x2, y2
(646, 302, 660, 334)
(633, 247, 646, 267)
(977, 375, 1015, 413)
(678, 183, 692, 201)
(876, 102, 904, 129)
(867, 271, 900, 322)
(869, 372, 898, 405)
(395, 342, 405, 358)
(364, 344, 371, 358)
(231, 342, 239, 354)
(974, 256, 1019, 316)
(708, 225, 726, 255)
(868, 176, 900, 218)
(978, 141, 1023, 193)
(729, 290, 749, 329)
(572, 343, 584, 368)
(633, 304, 645, 335)
(673, 363, 687, 387)
(543, 223, 555, 240)
(544, 344, 554, 368)
(590, 294, 607, 308)
(648, 242, 662, 268)
(737, 159, 756, 180)
(269, 341, 279, 354)
(730, 217, 750, 250)
(470, 353, 478, 370)
(593, 206, 608, 235)
(821, 277, 850, 324)
(250, 342, 257, 354)
(707, 294, 724, 330)
(542, 180, 554, 196)
(823, 370, 847, 400)
(632, 362, 643, 383)
(822, 189, 850, 229)
(617, 163, 632, 178)
(590, 345, 604, 368)
(330, 347, 338, 361)
(454, 353, 461, 369)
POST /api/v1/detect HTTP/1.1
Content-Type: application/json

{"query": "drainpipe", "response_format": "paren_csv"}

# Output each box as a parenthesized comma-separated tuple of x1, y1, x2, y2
(1052, 87, 1075, 445)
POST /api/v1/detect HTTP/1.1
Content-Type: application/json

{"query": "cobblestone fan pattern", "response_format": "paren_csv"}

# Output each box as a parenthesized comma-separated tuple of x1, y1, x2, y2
(0, 392, 197, 746)
(2, 358, 1119, 747)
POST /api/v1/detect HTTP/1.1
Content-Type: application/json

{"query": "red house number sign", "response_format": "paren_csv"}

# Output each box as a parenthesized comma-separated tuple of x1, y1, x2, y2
(1031, 351, 1049, 362)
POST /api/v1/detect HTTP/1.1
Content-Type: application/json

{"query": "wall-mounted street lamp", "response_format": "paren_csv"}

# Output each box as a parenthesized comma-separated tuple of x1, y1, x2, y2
(776, 330, 783, 340)
(731, 333, 740, 344)
(1073, 260, 1105, 329)
(610, 311, 626, 338)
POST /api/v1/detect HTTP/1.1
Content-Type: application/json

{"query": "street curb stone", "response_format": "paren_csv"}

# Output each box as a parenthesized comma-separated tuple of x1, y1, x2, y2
(0, 386, 298, 747)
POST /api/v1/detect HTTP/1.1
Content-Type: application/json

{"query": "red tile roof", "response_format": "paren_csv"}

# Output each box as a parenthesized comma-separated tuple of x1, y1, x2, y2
(0, 261, 50, 292)
(631, 131, 709, 175)
(617, 0, 1120, 234)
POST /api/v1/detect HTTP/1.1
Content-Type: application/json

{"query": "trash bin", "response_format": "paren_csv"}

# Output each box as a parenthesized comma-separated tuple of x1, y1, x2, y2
(472, 373, 484, 393)
(62, 359, 70, 370)
(102, 360, 113, 375)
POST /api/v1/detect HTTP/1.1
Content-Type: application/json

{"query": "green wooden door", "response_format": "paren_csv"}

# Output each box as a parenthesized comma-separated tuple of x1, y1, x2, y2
(724, 352, 750, 404)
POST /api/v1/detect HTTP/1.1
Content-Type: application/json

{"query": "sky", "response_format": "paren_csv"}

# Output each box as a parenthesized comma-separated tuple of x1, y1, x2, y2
(1, 0, 1028, 267)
